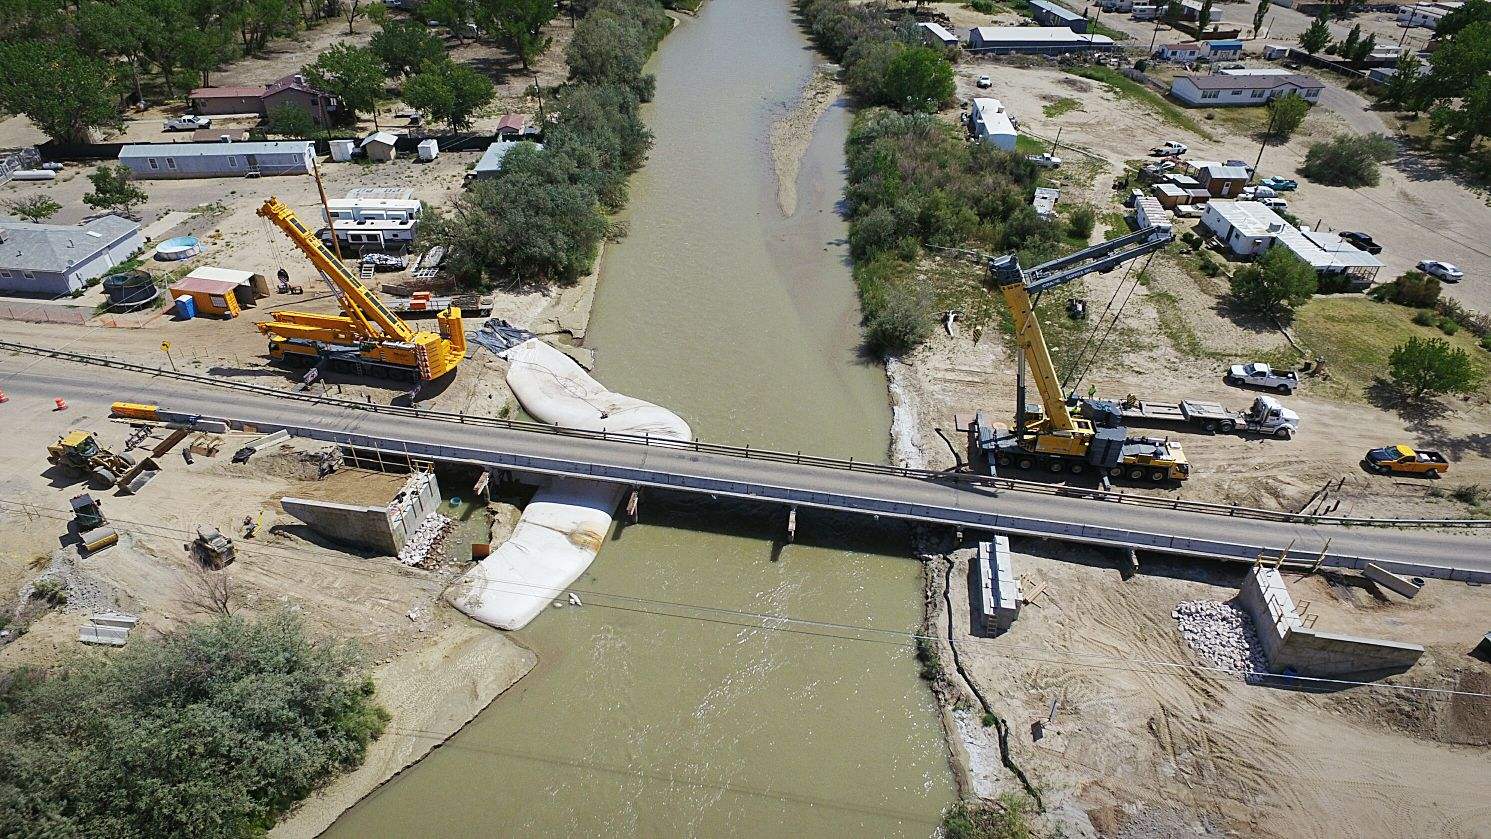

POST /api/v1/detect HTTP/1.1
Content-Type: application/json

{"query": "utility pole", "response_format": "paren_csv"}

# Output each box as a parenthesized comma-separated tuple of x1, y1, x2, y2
(1253, 105, 1279, 175)
(1149, 16, 1163, 52)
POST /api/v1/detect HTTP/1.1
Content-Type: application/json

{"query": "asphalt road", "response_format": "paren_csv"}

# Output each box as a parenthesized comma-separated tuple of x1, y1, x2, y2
(4, 359, 1488, 580)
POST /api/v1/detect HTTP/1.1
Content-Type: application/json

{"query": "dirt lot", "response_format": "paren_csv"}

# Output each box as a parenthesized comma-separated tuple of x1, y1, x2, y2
(929, 539, 1491, 839)
(892, 61, 1491, 517)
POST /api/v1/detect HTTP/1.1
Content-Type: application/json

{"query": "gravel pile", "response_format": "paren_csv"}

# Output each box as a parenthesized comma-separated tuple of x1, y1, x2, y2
(1172, 600, 1267, 682)
(397, 513, 455, 568)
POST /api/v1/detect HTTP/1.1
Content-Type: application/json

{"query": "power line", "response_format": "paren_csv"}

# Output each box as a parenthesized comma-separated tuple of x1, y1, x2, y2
(4, 496, 1487, 702)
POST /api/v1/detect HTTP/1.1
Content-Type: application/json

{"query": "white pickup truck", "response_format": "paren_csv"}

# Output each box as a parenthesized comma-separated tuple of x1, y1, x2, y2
(1150, 140, 1188, 157)
(164, 115, 212, 131)
(1225, 361, 1299, 395)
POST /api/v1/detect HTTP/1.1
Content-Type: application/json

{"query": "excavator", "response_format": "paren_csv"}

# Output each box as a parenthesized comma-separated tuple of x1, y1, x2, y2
(254, 197, 464, 382)
(968, 227, 1191, 483)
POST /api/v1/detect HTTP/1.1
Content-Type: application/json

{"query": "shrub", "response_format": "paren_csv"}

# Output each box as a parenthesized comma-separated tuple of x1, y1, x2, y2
(1372, 270, 1441, 308)
(1482, 333, 1491, 352)
(865, 281, 934, 357)
(28, 577, 66, 606)
(1266, 92, 1310, 140)
(1068, 205, 1096, 239)
(1413, 309, 1438, 326)
(981, 711, 997, 727)
(1440, 317, 1460, 335)
(1316, 272, 1355, 294)
(941, 795, 1033, 839)
(1450, 484, 1487, 505)
(1300, 132, 1397, 187)
(881, 46, 956, 113)
(0, 610, 388, 837)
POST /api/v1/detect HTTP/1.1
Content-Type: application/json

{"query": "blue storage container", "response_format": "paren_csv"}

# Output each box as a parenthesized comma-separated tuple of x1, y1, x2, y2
(174, 295, 196, 320)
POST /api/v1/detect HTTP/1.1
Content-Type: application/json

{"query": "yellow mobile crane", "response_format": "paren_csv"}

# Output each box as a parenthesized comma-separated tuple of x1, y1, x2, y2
(969, 228, 1190, 483)
(254, 197, 465, 382)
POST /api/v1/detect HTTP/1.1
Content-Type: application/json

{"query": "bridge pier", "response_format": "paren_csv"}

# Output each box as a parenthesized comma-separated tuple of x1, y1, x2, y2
(625, 486, 640, 524)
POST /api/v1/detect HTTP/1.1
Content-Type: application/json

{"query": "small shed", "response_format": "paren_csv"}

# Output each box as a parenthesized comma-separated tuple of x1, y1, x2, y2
(471, 140, 543, 180)
(1197, 163, 1250, 197)
(1263, 44, 1290, 60)
(169, 275, 243, 318)
(1152, 183, 1190, 209)
(329, 139, 356, 162)
(918, 21, 960, 47)
(361, 131, 399, 162)
(417, 139, 439, 161)
(1032, 187, 1060, 217)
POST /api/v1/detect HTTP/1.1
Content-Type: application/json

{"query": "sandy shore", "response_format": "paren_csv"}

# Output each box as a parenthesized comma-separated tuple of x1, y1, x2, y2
(770, 65, 843, 217)
(271, 621, 536, 839)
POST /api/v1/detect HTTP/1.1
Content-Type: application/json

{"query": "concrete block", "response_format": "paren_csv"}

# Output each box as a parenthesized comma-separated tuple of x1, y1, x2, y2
(1364, 563, 1423, 599)
(975, 536, 1020, 631)
(1272, 627, 1423, 677)
(281, 497, 399, 555)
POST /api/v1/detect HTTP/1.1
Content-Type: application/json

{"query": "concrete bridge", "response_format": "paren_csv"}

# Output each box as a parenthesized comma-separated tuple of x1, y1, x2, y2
(5, 349, 1490, 585)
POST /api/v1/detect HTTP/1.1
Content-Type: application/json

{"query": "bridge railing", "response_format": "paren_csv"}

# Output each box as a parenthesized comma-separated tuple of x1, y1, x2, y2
(7, 340, 1489, 530)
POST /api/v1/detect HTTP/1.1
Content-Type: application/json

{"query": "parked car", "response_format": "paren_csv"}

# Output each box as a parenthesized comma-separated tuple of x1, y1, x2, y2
(1417, 260, 1464, 282)
(1363, 445, 1448, 477)
(977, 75, 993, 88)
(164, 115, 211, 131)
(1150, 141, 1188, 156)
(1225, 361, 1299, 394)
(1339, 231, 1382, 254)
(1259, 176, 1297, 191)
(1258, 196, 1288, 212)
(1241, 185, 1277, 200)
(1026, 152, 1063, 168)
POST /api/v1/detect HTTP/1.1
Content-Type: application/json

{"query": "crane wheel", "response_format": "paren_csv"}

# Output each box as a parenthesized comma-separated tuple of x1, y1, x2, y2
(1149, 469, 1166, 482)
(1108, 466, 1124, 478)
(1127, 467, 1144, 480)
(1069, 463, 1085, 474)
(1048, 460, 1064, 473)
(996, 454, 1012, 467)
(1018, 457, 1035, 470)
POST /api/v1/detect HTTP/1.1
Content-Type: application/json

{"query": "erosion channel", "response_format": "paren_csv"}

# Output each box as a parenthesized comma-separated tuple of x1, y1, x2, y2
(325, 0, 956, 834)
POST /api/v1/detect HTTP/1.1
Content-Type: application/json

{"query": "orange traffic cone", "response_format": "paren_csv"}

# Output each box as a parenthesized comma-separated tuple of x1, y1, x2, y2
(54, 398, 67, 411)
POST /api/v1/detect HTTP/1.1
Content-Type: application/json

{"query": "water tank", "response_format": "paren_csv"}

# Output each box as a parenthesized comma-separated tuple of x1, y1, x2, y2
(101, 270, 160, 310)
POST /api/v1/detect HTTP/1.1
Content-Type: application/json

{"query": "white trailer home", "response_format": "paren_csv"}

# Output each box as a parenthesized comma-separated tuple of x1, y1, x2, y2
(969, 97, 1017, 151)
(117, 141, 315, 179)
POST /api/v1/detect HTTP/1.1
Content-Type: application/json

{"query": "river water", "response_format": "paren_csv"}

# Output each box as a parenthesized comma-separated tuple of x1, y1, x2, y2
(325, 1, 954, 835)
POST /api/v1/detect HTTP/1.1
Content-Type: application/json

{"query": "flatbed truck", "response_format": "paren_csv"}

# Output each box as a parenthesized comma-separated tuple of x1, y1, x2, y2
(1080, 394, 1300, 438)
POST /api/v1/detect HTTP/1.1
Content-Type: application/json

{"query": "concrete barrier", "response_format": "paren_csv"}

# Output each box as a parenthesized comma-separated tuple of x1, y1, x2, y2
(975, 536, 1020, 631)
(1364, 563, 1423, 599)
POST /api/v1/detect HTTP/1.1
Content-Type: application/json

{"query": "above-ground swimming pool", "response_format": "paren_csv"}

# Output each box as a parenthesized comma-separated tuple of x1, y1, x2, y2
(154, 236, 202, 261)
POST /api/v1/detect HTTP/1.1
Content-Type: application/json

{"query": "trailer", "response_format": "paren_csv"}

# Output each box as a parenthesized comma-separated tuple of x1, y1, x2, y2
(1081, 394, 1299, 438)
(382, 291, 492, 317)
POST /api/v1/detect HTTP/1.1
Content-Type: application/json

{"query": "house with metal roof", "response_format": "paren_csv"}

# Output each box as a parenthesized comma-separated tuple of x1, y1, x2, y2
(1201, 201, 1382, 285)
(1029, 0, 1088, 32)
(967, 26, 1114, 54)
(117, 141, 315, 179)
(969, 98, 1017, 150)
(189, 74, 338, 126)
(1170, 73, 1323, 107)
(0, 215, 143, 295)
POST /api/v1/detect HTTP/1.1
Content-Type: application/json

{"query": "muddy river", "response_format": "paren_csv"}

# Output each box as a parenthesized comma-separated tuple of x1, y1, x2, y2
(325, 0, 954, 834)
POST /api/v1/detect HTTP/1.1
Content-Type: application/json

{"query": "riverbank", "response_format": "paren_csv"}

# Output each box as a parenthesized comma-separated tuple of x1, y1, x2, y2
(271, 623, 536, 838)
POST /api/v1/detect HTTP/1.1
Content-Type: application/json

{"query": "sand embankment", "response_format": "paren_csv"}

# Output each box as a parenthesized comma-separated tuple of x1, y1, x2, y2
(770, 64, 843, 217)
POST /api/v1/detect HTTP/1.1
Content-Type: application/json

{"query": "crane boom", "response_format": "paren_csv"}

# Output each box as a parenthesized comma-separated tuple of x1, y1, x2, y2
(257, 197, 415, 343)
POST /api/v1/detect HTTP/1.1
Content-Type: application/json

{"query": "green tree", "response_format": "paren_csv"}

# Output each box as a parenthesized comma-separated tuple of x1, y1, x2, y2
(1164, 0, 1182, 22)
(1437, 0, 1491, 38)
(1381, 51, 1426, 110)
(1266, 92, 1309, 141)
(1299, 10, 1331, 54)
(1430, 74, 1491, 151)
(83, 165, 148, 216)
(1370, 269, 1441, 307)
(303, 43, 386, 127)
(0, 610, 388, 837)
(1253, 0, 1269, 35)
(265, 101, 319, 137)
(370, 19, 447, 77)
(1068, 205, 1096, 239)
(1337, 23, 1361, 59)
(402, 57, 495, 130)
(1389, 335, 1482, 398)
(479, 0, 557, 70)
(427, 144, 607, 285)
(1300, 132, 1396, 186)
(844, 41, 903, 105)
(880, 46, 954, 113)
(565, 0, 670, 100)
(1426, 20, 1491, 93)
(424, 0, 477, 43)
(78, 0, 151, 105)
(0, 42, 123, 145)
(1197, 0, 1213, 31)
(5, 195, 62, 222)
(1228, 246, 1318, 315)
